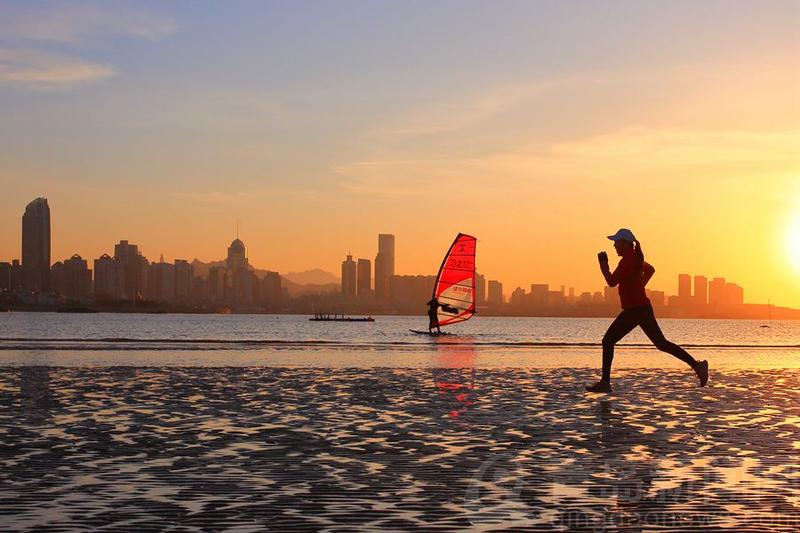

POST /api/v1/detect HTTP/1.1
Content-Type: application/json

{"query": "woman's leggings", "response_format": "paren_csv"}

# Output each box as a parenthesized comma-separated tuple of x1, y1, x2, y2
(602, 304, 696, 381)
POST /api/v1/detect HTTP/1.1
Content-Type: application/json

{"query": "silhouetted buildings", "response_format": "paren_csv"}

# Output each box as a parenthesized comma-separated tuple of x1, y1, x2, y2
(694, 275, 707, 306)
(374, 234, 395, 300)
(11, 260, 22, 291)
(147, 255, 176, 304)
(646, 289, 665, 307)
(475, 273, 486, 305)
(678, 273, 691, 301)
(216, 238, 255, 308)
(113, 240, 149, 301)
(357, 258, 371, 298)
(390, 275, 436, 309)
(530, 284, 549, 307)
(50, 254, 92, 303)
(487, 280, 503, 305)
(175, 260, 193, 305)
(93, 254, 116, 299)
(3, 198, 797, 318)
(0, 262, 10, 291)
(22, 198, 50, 292)
(341, 253, 356, 297)
(258, 271, 282, 311)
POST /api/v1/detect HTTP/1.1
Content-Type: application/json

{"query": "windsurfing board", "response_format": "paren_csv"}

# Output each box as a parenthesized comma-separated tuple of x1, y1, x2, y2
(409, 329, 452, 336)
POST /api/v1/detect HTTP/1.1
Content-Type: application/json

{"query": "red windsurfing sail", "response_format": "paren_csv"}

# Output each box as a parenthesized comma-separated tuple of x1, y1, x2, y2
(433, 233, 476, 327)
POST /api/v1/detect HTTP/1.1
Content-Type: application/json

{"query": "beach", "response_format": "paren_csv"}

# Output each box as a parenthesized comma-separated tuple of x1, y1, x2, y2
(2, 365, 799, 531)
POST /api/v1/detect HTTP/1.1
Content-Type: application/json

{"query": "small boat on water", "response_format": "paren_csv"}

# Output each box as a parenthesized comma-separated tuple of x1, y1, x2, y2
(309, 313, 375, 322)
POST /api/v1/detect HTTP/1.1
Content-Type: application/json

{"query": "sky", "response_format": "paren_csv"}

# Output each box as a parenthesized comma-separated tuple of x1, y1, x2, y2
(0, 0, 798, 304)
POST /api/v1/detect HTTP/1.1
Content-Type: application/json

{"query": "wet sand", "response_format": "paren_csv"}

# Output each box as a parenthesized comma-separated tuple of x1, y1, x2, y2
(1, 366, 799, 531)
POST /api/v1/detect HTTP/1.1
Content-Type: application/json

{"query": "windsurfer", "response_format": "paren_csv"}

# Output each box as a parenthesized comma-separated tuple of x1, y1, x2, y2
(427, 298, 442, 334)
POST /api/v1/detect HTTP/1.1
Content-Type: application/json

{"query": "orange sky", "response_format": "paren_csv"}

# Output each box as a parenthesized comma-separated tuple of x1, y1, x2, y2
(1, 2, 798, 305)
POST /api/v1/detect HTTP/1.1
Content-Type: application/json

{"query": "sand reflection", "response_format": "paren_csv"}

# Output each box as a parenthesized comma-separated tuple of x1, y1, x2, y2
(0, 367, 798, 530)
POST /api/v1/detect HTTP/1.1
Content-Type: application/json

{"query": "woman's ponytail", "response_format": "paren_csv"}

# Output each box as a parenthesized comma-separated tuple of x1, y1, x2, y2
(633, 239, 644, 264)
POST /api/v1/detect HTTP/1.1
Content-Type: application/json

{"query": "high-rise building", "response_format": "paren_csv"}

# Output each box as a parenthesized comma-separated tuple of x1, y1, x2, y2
(0, 262, 10, 291)
(208, 266, 227, 303)
(357, 258, 371, 297)
(22, 197, 51, 292)
(114, 240, 148, 300)
(175, 260, 193, 305)
(475, 273, 486, 305)
(51, 254, 92, 303)
(230, 267, 254, 307)
(147, 256, 176, 304)
(724, 283, 744, 306)
(646, 289, 665, 307)
(530, 284, 549, 307)
(510, 287, 525, 305)
(341, 254, 356, 297)
(708, 277, 726, 307)
(93, 254, 116, 299)
(220, 237, 256, 308)
(10, 260, 23, 290)
(693, 275, 708, 306)
(374, 234, 395, 300)
(226, 239, 248, 270)
(389, 275, 437, 307)
(487, 280, 503, 305)
(259, 271, 282, 311)
(678, 273, 691, 301)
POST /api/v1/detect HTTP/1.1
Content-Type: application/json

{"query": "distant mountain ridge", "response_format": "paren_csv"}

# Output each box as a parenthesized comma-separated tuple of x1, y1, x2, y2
(283, 268, 340, 285)
(190, 260, 339, 296)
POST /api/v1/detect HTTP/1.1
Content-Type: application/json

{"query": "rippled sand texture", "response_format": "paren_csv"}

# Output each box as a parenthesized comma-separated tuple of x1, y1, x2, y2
(1, 367, 799, 531)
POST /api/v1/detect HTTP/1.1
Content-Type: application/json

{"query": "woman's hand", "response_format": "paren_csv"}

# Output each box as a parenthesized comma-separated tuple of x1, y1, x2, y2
(597, 251, 608, 264)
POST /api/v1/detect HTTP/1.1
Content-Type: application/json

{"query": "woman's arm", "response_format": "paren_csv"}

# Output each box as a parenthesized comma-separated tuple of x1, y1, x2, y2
(642, 262, 655, 287)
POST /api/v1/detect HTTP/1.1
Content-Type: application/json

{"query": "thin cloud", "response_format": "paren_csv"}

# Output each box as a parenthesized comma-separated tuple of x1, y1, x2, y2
(335, 127, 800, 196)
(0, 48, 114, 89)
(371, 81, 555, 137)
(172, 187, 317, 205)
(0, 1, 176, 44)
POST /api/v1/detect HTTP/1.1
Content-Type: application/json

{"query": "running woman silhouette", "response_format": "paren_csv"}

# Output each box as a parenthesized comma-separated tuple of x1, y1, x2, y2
(586, 228, 709, 393)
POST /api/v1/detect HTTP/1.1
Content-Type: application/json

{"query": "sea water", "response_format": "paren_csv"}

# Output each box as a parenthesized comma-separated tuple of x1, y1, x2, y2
(1, 312, 798, 368)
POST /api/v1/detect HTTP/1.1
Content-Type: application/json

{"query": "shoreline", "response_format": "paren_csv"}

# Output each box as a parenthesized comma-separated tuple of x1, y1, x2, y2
(3, 307, 797, 321)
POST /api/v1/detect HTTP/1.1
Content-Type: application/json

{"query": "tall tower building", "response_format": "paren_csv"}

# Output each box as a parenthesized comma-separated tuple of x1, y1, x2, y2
(678, 274, 691, 301)
(693, 275, 708, 306)
(475, 273, 486, 305)
(22, 197, 51, 292)
(487, 280, 503, 305)
(357, 258, 371, 297)
(114, 240, 149, 300)
(374, 233, 395, 300)
(708, 277, 726, 307)
(341, 253, 356, 297)
(226, 239, 248, 270)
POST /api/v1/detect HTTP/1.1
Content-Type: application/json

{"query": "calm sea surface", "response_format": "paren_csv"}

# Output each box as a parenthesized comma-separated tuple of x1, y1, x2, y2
(1, 312, 798, 368)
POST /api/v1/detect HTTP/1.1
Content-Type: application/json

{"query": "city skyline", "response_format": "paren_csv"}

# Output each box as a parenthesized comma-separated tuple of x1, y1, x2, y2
(0, 196, 779, 316)
(1, 2, 798, 307)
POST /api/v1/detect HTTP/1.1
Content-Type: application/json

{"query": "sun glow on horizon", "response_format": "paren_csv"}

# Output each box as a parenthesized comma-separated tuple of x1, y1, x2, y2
(786, 211, 800, 274)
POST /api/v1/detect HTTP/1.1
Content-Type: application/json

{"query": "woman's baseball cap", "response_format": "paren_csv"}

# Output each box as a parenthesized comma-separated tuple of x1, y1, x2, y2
(607, 228, 636, 242)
